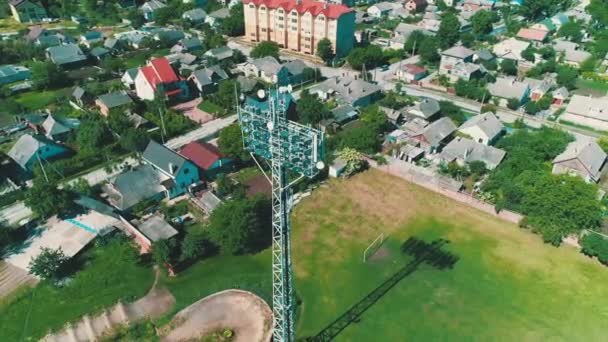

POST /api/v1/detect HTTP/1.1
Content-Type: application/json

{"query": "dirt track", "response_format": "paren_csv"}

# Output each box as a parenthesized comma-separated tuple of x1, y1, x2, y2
(162, 289, 272, 342)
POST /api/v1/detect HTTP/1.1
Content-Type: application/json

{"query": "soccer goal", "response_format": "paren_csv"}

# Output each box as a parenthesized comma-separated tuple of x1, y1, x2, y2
(363, 233, 387, 263)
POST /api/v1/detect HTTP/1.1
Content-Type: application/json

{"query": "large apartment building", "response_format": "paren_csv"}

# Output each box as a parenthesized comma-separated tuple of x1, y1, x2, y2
(243, 0, 355, 58)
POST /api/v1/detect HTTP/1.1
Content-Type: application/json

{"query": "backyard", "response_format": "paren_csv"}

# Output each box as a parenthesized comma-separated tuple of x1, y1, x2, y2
(574, 78, 608, 97)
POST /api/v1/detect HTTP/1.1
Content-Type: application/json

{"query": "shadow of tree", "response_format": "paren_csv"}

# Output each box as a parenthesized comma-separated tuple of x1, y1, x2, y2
(301, 237, 459, 342)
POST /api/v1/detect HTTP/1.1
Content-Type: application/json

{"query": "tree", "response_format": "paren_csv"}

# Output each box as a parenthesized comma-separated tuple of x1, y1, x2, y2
(404, 30, 426, 55)
(251, 41, 280, 59)
(296, 89, 329, 125)
(337, 148, 368, 176)
(460, 32, 475, 48)
(221, 4, 244, 36)
(126, 9, 145, 29)
(439, 101, 466, 125)
(346, 45, 385, 70)
(556, 66, 578, 89)
(524, 100, 540, 114)
(0, 222, 11, 252)
(32, 61, 67, 90)
(437, 12, 461, 49)
(152, 239, 178, 266)
(469, 160, 487, 176)
(120, 128, 150, 152)
(471, 10, 498, 36)
(154, 6, 176, 26)
(214, 79, 239, 116)
(521, 46, 536, 62)
(316, 38, 334, 65)
(500, 59, 517, 76)
(180, 229, 211, 261)
(28, 247, 69, 281)
(76, 117, 113, 154)
(580, 58, 597, 73)
(506, 98, 520, 110)
(25, 179, 73, 219)
(418, 36, 440, 65)
(581, 233, 608, 265)
(557, 21, 583, 42)
(218, 123, 251, 163)
(208, 196, 271, 255)
(335, 124, 381, 154)
(520, 0, 556, 21)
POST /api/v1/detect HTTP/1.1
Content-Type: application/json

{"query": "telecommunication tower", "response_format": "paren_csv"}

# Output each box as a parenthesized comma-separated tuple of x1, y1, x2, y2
(238, 89, 325, 342)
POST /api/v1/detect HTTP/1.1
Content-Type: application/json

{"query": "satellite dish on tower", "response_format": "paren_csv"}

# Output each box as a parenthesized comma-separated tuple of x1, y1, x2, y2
(257, 89, 266, 99)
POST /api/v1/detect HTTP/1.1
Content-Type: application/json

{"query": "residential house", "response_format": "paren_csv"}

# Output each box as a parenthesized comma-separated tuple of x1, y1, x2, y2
(552, 138, 607, 183)
(405, 0, 427, 12)
(122, 67, 140, 88)
(527, 78, 552, 101)
(7, 134, 70, 172)
(530, 18, 556, 32)
(379, 106, 404, 125)
(240, 57, 289, 85)
(492, 37, 530, 62)
(136, 215, 178, 246)
(71, 86, 94, 107)
(243, 0, 355, 58)
(308, 75, 382, 107)
(284, 59, 309, 85)
(182, 8, 206, 22)
(561, 95, 608, 131)
(410, 117, 457, 153)
(551, 87, 569, 106)
(439, 46, 478, 81)
(170, 37, 203, 54)
(516, 28, 548, 44)
(418, 18, 441, 32)
(141, 0, 167, 21)
(550, 13, 570, 29)
(407, 98, 440, 120)
(134, 57, 189, 101)
(457, 112, 503, 145)
(450, 62, 484, 82)
(397, 64, 428, 83)
(331, 104, 359, 125)
(367, 2, 398, 17)
(46, 44, 87, 68)
(487, 77, 530, 107)
(205, 7, 230, 27)
(563, 49, 593, 68)
(104, 38, 123, 54)
(179, 141, 235, 179)
(189, 65, 229, 95)
(0, 65, 31, 85)
(8, 0, 47, 23)
(204, 46, 233, 61)
(474, 48, 495, 63)
(80, 31, 104, 48)
(103, 164, 166, 211)
(95, 91, 133, 116)
(90, 47, 110, 61)
(394, 23, 434, 40)
(142, 140, 201, 198)
(115, 30, 150, 49)
(41, 115, 80, 141)
(237, 75, 258, 93)
(439, 137, 506, 170)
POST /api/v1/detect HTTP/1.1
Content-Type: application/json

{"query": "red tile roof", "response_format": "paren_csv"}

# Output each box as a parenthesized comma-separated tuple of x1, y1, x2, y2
(516, 28, 548, 42)
(243, 0, 353, 19)
(403, 64, 427, 75)
(140, 57, 180, 90)
(179, 141, 223, 170)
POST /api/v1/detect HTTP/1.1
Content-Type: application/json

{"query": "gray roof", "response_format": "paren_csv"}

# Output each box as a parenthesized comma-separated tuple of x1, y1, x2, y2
(46, 44, 87, 65)
(142, 140, 188, 177)
(138, 215, 178, 242)
(488, 77, 529, 100)
(394, 23, 433, 38)
(284, 59, 307, 76)
(442, 46, 475, 59)
(104, 164, 165, 210)
(141, 0, 166, 12)
(209, 7, 230, 19)
(332, 105, 358, 123)
(237, 75, 257, 92)
(74, 195, 120, 219)
(552, 87, 569, 99)
(409, 98, 440, 119)
(97, 91, 133, 109)
(205, 46, 233, 60)
(418, 117, 457, 147)
(458, 112, 503, 140)
(475, 48, 494, 61)
(200, 191, 222, 212)
(104, 38, 119, 50)
(312, 76, 381, 106)
(90, 47, 110, 58)
(181, 37, 202, 50)
(553, 139, 607, 180)
(72, 86, 85, 99)
(191, 65, 228, 86)
(183, 8, 206, 21)
(440, 137, 506, 169)
(565, 95, 608, 120)
(252, 56, 284, 76)
(371, 2, 397, 11)
(564, 49, 592, 64)
(7, 134, 65, 170)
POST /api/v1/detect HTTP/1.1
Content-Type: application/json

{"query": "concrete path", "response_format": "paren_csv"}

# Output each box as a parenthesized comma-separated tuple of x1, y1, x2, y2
(164, 115, 237, 150)
(162, 289, 272, 342)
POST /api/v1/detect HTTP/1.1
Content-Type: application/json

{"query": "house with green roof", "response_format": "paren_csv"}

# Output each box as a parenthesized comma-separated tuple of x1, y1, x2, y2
(0, 65, 31, 85)
(45, 44, 87, 68)
(95, 91, 133, 116)
(8, 0, 48, 23)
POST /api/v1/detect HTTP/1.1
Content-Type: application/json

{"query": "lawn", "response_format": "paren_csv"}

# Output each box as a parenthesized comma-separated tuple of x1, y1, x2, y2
(198, 100, 222, 114)
(290, 170, 608, 340)
(14, 88, 71, 111)
(574, 78, 608, 97)
(0, 237, 154, 341)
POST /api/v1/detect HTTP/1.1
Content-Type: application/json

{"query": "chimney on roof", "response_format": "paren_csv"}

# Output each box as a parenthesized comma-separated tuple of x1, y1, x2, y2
(169, 163, 177, 174)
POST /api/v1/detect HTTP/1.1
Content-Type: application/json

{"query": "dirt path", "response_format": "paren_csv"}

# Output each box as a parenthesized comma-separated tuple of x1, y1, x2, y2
(43, 267, 175, 342)
(162, 289, 272, 342)
(0, 261, 37, 300)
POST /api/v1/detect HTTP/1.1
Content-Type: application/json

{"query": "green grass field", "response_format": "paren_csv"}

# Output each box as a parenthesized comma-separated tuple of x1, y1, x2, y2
(14, 88, 70, 111)
(575, 78, 608, 97)
(291, 170, 608, 340)
(198, 100, 222, 114)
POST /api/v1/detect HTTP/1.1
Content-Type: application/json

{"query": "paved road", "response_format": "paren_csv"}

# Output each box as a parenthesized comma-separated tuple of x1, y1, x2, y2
(0, 202, 32, 226)
(164, 115, 237, 149)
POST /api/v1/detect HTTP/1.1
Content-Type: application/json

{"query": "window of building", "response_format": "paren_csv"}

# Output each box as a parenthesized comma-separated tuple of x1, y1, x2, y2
(249, 4, 254, 8)
(278, 16, 283, 20)
(318, 16, 325, 21)
(291, 26, 297, 31)
(291, 11, 298, 16)
(261, 28, 267, 32)
(291, 18, 297, 23)
(305, 37, 311, 41)
(304, 44, 310, 48)
(278, 9, 284, 13)
(278, 24, 284, 28)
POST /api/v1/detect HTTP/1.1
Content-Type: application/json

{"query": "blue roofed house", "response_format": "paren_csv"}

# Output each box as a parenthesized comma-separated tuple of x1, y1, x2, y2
(8, 0, 48, 23)
(0, 65, 31, 85)
(80, 31, 104, 48)
(46, 44, 87, 68)
(7, 134, 70, 173)
(182, 8, 206, 22)
(142, 140, 201, 198)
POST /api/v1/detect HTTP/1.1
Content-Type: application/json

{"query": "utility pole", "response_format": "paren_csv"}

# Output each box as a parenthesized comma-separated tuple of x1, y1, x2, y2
(238, 89, 325, 342)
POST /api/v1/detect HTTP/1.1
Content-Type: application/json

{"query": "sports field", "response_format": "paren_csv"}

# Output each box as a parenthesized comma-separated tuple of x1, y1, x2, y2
(291, 170, 608, 341)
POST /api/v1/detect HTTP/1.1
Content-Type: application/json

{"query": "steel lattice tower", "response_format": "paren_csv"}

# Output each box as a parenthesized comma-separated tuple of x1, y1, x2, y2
(238, 90, 324, 342)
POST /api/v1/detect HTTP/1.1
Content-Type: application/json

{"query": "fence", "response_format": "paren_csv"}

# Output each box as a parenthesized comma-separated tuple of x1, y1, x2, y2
(370, 157, 523, 224)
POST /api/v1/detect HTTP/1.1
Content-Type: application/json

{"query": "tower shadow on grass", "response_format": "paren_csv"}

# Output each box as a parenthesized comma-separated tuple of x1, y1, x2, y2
(300, 237, 459, 342)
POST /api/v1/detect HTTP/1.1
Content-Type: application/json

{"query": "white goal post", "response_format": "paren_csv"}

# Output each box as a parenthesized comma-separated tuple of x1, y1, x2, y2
(363, 233, 387, 263)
